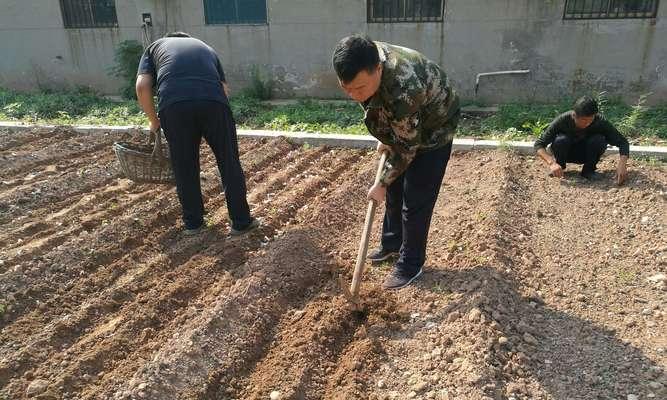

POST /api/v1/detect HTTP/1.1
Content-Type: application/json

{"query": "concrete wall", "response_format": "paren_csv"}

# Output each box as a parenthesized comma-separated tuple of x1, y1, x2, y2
(0, 0, 168, 93)
(0, 0, 665, 104)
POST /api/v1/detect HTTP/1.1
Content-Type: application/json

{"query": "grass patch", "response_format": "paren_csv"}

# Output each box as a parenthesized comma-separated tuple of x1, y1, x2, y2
(0, 87, 665, 144)
(230, 95, 366, 134)
(0, 87, 146, 126)
(0, 87, 367, 134)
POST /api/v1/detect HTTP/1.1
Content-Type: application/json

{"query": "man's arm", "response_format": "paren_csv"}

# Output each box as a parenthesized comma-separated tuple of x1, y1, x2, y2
(601, 120, 630, 157)
(600, 119, 630, 185)
(366, 110, 420, 203)
(536, 147, 564, 178)
(215, 55, 230, 97)
(535, 115, 565, 177)
(135, 74, 160, 133)
(135, 46, 159, 133)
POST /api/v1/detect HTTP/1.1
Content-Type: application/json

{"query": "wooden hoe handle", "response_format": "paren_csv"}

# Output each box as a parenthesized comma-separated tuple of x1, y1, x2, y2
(349, 151, 388, 300)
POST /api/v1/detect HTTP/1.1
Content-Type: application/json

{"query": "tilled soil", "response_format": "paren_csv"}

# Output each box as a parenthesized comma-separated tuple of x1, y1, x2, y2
(0, 127, 665, 400)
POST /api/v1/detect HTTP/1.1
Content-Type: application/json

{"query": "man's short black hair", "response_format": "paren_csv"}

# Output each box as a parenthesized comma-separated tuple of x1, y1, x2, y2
(573, 96, 599, 117)
(332, 34, 380, 83)
(165, 32, 191, 38)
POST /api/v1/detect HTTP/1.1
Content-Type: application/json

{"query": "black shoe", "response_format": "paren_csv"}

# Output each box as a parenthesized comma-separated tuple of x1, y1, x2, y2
(382, 267, 423, 290)
(580, 169, 601, 181)
(230, 218, 260, 236)
(367, 247, 399, 263)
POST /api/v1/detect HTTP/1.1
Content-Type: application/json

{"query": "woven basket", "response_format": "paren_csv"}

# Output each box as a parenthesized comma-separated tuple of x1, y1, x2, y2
(113, 129, 175, 184)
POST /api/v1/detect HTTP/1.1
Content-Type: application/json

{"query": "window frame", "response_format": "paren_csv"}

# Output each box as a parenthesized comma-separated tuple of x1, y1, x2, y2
(367, 0, 444, 23)
(59, 0, 119, 29)
(563, 0, 659, 20)
(203, 0, 268, 25)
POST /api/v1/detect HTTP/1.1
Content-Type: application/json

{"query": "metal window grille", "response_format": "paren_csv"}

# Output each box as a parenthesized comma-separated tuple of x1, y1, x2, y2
(60, 0, 118, 28)
(204, 0, 268, 24)
(368, 0, 444, 23)
(564, 0, 659, 19)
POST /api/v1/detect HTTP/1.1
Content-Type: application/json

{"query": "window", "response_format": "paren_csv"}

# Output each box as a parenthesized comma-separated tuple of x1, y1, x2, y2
(564, 0, 659, 19)
(60, 0, 118, 28)
(368, 0, 444, 23)
(203, 0, 267, 24)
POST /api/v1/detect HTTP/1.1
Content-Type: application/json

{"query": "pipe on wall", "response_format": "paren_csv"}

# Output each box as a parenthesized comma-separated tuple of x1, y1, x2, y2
(475, 70, 531, 95)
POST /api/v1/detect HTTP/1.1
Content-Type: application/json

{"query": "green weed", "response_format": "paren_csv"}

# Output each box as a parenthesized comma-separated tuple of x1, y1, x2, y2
(377, 260, 393, 271)
(521, 119, 550, 137)
(431, 281, 449, 294)
(616, 268, 637, 285)
(239, 65, 274, 100)
(110, 40, 144, 100)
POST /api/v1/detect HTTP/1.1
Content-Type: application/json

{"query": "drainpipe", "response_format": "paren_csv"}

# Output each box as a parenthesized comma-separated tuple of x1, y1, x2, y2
(475, 70, 531, 96)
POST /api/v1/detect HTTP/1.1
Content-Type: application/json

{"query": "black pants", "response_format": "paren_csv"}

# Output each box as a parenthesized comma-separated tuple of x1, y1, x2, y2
(381, 142, 452, 274)
(159, 100, 252, 230)
(551, 134, 607, 173)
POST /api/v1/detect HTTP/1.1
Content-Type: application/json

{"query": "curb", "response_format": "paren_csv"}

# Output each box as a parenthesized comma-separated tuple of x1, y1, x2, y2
(1, 121, 666, 159)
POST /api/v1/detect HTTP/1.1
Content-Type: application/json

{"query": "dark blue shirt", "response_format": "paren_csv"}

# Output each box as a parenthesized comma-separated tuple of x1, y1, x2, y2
(137, 37, 228, 112)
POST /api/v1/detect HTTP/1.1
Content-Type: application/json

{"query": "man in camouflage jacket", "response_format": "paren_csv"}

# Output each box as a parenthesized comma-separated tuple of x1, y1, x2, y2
(332, 35, 460, 290)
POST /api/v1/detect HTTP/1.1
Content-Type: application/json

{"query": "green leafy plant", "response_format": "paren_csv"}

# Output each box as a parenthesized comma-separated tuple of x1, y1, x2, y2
(617, 93, 650, 137)
(595, 91, 609, 115)
(521, 119, 550, 137)
(110, 40, 144, 99)
(242, 65, 274, 100)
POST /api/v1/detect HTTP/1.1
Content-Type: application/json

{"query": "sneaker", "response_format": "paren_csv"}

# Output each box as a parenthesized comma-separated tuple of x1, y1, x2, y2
(381, 267, 423, 290)
(367, 247, 399, 263)
(230, 218, 260, 236)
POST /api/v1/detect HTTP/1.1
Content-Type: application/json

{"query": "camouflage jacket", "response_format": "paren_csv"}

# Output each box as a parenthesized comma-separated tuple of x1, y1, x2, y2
(363, 42, 460, 185)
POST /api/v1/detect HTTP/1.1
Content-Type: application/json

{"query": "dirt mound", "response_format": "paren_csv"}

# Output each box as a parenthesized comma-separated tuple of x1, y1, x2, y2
(1, 128, 665, 400)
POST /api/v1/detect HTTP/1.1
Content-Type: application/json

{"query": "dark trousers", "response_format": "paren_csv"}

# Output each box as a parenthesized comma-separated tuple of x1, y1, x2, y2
(381, 142, 453, 274)
(551, 133, 607, 173)
(159, 100, 252, 230)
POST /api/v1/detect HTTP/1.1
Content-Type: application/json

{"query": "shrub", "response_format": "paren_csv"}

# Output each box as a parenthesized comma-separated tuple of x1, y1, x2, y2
(110, 40, 144, 99)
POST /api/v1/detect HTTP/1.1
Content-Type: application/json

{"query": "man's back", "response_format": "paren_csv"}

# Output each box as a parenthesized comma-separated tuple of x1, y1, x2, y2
(138, 37, 228, 111)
